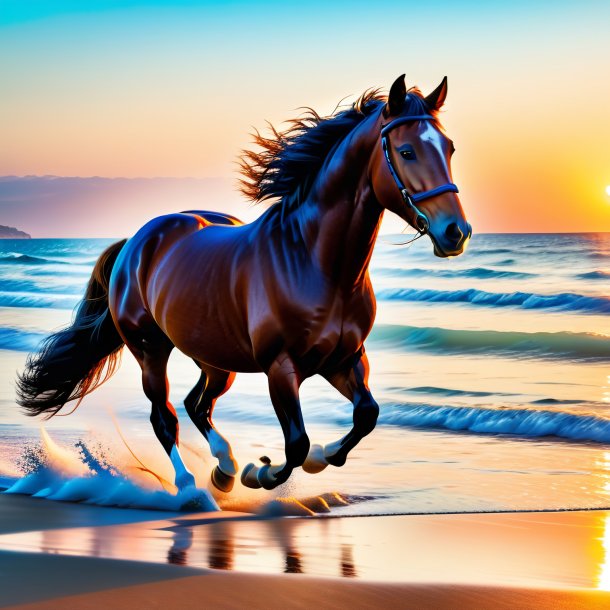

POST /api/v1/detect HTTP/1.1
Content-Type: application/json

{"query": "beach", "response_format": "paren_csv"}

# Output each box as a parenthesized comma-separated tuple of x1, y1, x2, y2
(3, 494, 610, 608)
(2, 0, 609, 604)
(1, 233, 609, 607)
(1, 234, 610, 518)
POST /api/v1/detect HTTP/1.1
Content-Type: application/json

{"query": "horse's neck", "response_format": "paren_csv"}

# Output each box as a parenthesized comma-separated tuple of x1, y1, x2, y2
(293, 115, 383, 289)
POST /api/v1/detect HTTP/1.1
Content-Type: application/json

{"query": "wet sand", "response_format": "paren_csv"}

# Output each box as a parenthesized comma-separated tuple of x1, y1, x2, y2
(2, 494, 610, 608)
(7, 567, 610, 610)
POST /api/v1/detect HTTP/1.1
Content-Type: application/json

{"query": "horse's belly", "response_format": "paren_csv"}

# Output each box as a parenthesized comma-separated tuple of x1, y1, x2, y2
(167, 312, 261, 372)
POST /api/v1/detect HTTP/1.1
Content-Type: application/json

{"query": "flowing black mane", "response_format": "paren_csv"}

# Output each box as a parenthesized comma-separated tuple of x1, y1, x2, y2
(238, 87, 439, 213)
(238, 89, 383, 211)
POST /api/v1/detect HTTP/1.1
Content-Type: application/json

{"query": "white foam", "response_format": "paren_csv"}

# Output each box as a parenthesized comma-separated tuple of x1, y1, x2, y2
(4, 431, 218, 513)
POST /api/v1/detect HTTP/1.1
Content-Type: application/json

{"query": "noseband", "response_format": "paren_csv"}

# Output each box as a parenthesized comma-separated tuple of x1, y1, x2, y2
(381, 114, 459, 234)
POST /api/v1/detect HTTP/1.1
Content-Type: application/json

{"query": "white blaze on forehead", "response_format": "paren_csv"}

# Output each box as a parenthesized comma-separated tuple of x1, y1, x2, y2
(419, 122, 450, 176)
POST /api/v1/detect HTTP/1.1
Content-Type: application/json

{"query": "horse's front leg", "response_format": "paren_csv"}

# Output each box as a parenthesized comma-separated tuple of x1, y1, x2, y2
(303, 350, 379, 473)
(241, 355, 310, 490)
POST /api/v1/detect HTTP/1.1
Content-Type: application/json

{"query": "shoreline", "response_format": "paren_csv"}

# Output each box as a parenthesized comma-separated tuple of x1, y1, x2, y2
(2, 494, 610, 607)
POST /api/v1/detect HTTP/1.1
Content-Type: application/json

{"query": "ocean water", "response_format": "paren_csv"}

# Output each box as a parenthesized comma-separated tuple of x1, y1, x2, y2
(0, 233, 609, 515)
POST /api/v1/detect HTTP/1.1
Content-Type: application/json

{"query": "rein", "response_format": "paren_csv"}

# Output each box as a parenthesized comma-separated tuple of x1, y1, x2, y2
(381, 114, 459, 234)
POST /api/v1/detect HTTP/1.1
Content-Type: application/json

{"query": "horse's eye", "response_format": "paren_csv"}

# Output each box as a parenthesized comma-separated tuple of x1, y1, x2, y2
(400, 150, 416, 161)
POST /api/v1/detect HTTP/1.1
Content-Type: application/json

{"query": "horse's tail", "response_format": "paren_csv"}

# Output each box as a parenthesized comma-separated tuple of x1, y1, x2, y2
(17, 239, 128, 418)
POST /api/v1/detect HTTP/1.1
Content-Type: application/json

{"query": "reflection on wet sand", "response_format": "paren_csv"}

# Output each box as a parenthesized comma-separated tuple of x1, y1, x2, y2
(270, 520, 302, 574)
(341, 544, 357, 578)
(165, 518, 353, 577)
(5, 510, 610, 588)
(167, 526, 192, 566)
(208, 524, 234, 571)
(284, 551, 303, 574)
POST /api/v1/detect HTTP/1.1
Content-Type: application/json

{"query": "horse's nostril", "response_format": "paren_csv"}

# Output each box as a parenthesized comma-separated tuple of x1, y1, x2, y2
(416, 214, 429, 233)
(445, 222, 463, 243)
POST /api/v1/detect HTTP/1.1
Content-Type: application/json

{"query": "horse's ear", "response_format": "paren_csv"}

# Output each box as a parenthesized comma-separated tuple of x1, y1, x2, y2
(384, 74, 407, 117)
(425, 76, 448, 111)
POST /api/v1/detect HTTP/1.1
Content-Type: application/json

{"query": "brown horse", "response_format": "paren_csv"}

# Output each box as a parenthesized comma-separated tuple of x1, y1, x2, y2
(17, 75, 471, 493)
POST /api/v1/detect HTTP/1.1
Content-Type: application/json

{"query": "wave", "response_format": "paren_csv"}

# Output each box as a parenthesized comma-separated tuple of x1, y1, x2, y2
(378, 287, 610, 314)
(577, 270, 610, 280)
(0, 293, 79, 309)
(469, 248, 515, 255)
(376, 267, 536, 280)
(400, 386, 516, 398)
(0, 327, 48, 351)
(368, 324, 610, 361)
(0, 278, 86, 295)
(396, 387, 596, 406)
(377, 403, 610, 444)
(0, 253, 54, 265)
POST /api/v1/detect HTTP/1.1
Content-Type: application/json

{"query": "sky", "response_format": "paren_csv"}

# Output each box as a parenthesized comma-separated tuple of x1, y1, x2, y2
(1, 0, 609, 235)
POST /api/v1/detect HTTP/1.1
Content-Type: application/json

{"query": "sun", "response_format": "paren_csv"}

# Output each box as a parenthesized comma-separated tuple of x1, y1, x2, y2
(606, 185, 610, 197)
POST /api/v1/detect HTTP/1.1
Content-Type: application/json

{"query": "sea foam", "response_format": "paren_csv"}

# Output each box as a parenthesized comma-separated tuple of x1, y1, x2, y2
(0, 327, 47, 351)
(375, 266, 536, 280)
(3, 430, 218, 512)
(379, 403, 610, 444)
(378, 287, 610, 314)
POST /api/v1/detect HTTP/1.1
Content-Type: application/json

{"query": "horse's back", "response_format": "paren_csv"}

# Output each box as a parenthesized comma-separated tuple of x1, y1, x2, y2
(180, 210, 244, 226)
(114, 210, 243, 280)
(109, 211, 242, 338)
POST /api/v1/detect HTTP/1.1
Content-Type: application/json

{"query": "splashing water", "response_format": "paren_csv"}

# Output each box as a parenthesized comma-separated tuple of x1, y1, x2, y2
(3, 429, 218, 512)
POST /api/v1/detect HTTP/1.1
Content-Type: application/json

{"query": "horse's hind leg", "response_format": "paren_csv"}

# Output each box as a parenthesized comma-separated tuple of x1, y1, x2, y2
(184, 363, 238, 492)
(303, 350, 379, 473)
(129, 333, 196, 490)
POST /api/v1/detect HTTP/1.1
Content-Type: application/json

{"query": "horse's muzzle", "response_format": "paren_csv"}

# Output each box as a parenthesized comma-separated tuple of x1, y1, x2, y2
(432, 221, 472, 257)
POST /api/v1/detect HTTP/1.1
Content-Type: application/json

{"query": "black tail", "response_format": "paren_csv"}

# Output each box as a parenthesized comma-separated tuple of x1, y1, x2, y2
(17, 239, 128, 418)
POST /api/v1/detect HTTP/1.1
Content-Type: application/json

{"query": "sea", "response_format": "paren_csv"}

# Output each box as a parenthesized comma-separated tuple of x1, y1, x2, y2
(0, 232, 609, 516)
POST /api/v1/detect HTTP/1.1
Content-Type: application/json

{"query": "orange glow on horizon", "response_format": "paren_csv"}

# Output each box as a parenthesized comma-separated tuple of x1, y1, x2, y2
(1, 3, 609, 234)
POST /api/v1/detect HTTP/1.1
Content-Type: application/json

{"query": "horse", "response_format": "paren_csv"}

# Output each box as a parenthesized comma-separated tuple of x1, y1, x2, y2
(17, 75, 471, 493)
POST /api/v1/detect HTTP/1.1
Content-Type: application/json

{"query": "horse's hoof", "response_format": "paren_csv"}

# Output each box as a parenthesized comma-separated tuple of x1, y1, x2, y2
(302, 444, 329, 474)
(257, 464, 280, 490)
(241, 463, 262, 489)
(211, 465, 235, 493)
(324, 439, 347, 467)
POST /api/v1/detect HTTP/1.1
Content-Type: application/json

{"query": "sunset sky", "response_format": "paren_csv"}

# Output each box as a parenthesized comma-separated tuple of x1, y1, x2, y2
(1, 0, 609, 235)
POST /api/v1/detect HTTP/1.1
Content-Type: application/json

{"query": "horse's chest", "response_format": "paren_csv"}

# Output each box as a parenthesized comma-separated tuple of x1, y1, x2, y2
(296, 292, 374, 370)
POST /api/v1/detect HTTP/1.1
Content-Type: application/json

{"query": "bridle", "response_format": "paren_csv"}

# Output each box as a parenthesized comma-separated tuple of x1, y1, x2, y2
(381, 114, 459, 235)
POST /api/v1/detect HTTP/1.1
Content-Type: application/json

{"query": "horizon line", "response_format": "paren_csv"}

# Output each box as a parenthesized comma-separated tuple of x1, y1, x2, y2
(0, 174, 231, 181)
(5, 231, 609, 240)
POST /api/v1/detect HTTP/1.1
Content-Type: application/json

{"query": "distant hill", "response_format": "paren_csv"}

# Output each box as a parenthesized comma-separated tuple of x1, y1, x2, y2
(0, 224, 30, 239)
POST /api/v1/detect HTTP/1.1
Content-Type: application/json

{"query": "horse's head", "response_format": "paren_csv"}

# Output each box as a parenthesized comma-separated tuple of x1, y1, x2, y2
(371, 75, 472, 257)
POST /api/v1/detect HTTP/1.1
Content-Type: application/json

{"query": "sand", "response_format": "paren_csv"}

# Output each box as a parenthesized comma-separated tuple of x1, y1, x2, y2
(2, 494, 610, 609)
(7, 568, 610, 610)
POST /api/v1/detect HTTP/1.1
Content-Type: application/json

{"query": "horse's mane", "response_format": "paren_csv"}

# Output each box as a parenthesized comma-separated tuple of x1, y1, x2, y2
(238, 87, 437, 213)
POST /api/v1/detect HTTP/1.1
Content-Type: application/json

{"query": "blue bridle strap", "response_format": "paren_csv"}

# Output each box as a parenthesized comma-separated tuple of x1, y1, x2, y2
(381, 114, 459, 234)
(380, 115, 435, 138)
(410, 183, 459, 203)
